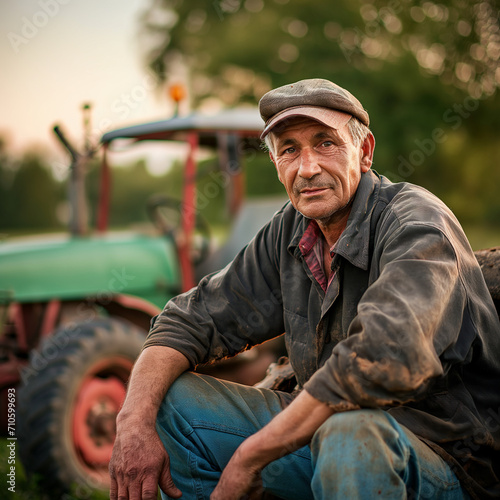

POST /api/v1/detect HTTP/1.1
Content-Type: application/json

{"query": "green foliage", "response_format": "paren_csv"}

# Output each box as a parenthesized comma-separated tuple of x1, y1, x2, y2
(0, 147, 64, 232)
(1, 1, 498, 235)
(244, 144, 284, 197)
(140, 0, 366, 105)
(140, 0, 497, 101)
(138, 0, 500, 231)
(0, 138, 282, 236)
(86, 158, 165, 227)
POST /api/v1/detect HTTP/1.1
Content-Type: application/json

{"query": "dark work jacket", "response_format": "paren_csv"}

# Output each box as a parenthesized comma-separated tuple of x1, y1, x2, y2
(145, 170, 500, 498)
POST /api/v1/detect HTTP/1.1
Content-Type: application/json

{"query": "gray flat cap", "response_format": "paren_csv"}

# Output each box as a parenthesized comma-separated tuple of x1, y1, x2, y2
(259, 78, 369, 137)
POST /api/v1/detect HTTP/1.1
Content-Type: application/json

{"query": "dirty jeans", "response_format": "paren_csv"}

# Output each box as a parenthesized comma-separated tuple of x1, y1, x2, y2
(156, 372, 470, 500)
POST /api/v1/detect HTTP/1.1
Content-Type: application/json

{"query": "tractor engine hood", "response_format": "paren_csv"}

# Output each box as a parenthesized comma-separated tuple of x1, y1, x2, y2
(0, 233, 181, 308)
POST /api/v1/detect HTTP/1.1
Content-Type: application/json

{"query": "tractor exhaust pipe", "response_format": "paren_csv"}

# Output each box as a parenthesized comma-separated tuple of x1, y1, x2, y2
(53, 123, 89, 237)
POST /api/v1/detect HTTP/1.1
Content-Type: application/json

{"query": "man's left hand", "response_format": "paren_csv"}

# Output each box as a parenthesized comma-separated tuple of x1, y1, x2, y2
(210, 452, 264, 500)
(211, 390, 336, 499)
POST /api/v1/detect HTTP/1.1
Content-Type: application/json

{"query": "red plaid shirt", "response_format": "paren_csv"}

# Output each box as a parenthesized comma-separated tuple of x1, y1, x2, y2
(298, 220, 336, 292)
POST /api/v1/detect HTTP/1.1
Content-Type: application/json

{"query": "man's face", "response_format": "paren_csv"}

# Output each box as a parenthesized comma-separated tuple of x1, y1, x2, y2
(269, 117, 374, 225)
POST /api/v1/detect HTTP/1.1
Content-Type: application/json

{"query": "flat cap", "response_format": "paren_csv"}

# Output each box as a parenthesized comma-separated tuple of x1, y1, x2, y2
(259, 78, 369, 137)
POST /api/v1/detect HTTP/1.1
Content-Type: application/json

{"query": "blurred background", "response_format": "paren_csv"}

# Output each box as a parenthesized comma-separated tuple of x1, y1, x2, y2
(1, 0, 499, 244)
(0, 1, 498, 497)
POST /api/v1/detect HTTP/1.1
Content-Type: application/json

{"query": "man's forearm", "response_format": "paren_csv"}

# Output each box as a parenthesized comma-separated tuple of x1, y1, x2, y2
(117, 345, 190, 427)
(237, 390, 336, 469)
(210, 390, 337, 499)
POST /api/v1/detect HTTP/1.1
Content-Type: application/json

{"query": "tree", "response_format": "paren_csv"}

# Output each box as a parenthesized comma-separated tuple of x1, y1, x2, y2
(0, 146, 64, 232)
(137, 0, 500, 227)
(139, 0, 498, 104)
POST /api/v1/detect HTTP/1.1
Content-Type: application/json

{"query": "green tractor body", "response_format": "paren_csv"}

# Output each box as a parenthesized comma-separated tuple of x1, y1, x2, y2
(0, 107, 287, 495)
(0, 233, 180, 307)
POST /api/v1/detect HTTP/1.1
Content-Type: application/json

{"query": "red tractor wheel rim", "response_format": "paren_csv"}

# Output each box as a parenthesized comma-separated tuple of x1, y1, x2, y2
(72, 358, 132, 474)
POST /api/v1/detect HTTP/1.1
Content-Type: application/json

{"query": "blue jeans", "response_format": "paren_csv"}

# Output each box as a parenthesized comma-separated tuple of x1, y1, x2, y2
(156, 372, 470, 500)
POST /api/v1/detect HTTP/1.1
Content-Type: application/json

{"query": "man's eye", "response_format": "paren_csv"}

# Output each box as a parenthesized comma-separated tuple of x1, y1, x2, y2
(321, 141, 334, 148)
(282, 147, 296, 155)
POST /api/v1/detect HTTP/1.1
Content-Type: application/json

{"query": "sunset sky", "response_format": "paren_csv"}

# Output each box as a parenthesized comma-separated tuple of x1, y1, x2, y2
(0, 0, 172, 159)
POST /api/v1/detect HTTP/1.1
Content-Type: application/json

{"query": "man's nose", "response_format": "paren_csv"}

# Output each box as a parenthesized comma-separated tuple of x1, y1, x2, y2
(298, 149, 321, 179)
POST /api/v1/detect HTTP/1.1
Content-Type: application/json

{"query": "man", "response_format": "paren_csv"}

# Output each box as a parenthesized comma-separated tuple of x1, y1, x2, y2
(110, 79, 500, 499)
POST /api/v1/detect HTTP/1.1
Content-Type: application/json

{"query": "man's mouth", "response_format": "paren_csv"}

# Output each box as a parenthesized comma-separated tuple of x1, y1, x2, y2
(300, 187, 329, 196)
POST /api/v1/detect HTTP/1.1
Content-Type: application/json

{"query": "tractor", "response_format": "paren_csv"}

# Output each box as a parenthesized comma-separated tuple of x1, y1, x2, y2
(0, 103, 287, 495)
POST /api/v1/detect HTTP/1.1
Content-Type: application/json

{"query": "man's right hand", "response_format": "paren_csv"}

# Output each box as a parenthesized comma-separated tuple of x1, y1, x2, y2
(108, 346, 190, 499)
(109, 422, 182, 500)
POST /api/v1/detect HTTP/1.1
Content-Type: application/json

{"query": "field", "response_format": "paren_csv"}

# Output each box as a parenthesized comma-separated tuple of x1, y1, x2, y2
(0, 438, 107, 499)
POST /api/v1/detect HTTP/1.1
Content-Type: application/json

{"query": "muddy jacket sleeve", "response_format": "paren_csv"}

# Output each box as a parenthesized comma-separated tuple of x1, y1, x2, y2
(304, 211, 473, 410)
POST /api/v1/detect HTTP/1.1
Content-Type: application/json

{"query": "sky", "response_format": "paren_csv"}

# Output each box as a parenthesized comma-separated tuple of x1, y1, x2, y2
(0, 0, 173, 162)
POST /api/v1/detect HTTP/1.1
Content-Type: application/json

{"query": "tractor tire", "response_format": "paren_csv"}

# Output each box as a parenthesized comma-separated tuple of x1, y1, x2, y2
(17, 317, 146, 496)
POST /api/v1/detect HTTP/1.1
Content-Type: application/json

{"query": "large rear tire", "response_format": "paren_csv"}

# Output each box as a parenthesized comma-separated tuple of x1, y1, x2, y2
(18, 317, 146, 496)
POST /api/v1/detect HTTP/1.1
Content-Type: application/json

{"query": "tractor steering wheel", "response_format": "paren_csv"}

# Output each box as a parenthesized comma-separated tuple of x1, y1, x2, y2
(146, 194, 212, 266)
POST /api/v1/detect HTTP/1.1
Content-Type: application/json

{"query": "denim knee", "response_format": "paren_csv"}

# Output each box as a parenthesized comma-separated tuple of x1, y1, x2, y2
(162, 372, 220, 419)
(316, 409, 403, 443)
(309, 409, 413, 499)
(312, 409, 409, 464)
(164, 372, 197, 401)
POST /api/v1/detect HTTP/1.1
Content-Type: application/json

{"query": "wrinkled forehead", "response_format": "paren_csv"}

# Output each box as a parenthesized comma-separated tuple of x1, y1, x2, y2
(268, 115, 350, 148)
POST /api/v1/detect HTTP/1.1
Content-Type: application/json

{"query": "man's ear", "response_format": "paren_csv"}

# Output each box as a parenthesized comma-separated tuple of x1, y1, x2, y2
(360, 132, 375, 173)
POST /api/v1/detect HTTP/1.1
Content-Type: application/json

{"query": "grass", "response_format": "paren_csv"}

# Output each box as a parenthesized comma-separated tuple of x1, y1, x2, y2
(0, 438, 165, 500)
(0, 440, 109, 500)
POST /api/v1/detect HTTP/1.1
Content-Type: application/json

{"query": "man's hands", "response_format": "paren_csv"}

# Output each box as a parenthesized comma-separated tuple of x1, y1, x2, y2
(109, 423, 181, 500)
(210, 447, 264, 500)
(108, 345, 337, 499)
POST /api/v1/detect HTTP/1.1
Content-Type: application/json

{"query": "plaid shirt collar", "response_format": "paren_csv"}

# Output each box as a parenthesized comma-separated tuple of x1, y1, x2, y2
(298, 219, 336, 292)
